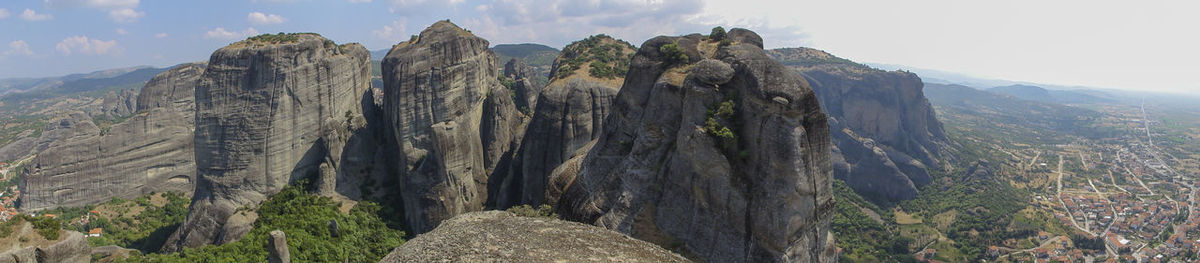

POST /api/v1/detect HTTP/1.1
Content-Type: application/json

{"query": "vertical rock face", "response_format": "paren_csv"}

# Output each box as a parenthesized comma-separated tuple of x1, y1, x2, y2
(137, 63, 206, 112)
(165, 34, 370, 250)
(558, 29, 836, 262)
(381, 21, 523, 233)
(267, 230, 290, 263)
(494, 35, 634, 208)
(768, 47, 947, 203)
(19, 63, 204, 212)
(502, 58, 541, 112)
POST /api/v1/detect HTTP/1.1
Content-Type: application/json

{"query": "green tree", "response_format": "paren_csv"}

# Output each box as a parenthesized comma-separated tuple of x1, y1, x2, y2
(710, 26, 727, 41)
(659, 43, 688, 67)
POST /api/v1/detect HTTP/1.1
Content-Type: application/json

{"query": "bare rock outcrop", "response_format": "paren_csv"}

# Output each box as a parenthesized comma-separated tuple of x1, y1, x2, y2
(769, 47, 948, 203)
(502, 58, 541, 111)
(19, 63, 204, 212)
(95, 88, 138, 119)
(557, 29, 837, 262)
(163, 34, 371, 250)
(137, 62, 206, 112)
(0, 228, 92, 263)
(379, 211, 688, 263)
(267, 230, 290, 263)
(494, 35, 635, 208)
(382, 20, 526, 233)
(0, 111, 98, 163)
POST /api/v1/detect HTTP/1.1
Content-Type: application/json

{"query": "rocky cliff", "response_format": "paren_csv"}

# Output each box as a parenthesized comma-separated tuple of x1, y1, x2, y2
(769, 47, 947, 203)
(494, 35, 634, 208)
(380, 211, 688, 262)
(557, 29, 837, 262)
(164, 34, 370, 250)
(502, 58, 541, 111)
(19, 63, 204, 212)
(381, 21, 524, 233)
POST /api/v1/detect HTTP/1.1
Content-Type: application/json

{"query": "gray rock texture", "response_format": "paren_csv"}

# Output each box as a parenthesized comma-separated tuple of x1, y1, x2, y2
(137, 63, 206, 112)
(90, 245, 135, 262)
(19, 63, 204, 212)
(495, 35, 635, 208)
(502, 58, 541, 111)
(0, 229, 92, 263)
(557, 29, 837, 262)
(768, 47, 948, 203)
(0, 137, 36, 162)
(95, 88, 138, 119)
(0, 111, 99, 165)
(164, 34, 371, 250)
(378, 211, 688, 263)
(381, 21, 523, 233)
(268, 230, 290, 263)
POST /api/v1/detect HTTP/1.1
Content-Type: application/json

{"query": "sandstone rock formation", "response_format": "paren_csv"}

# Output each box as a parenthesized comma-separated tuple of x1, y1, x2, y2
(0, 111, 99, 163)
(95, 88, 138, 119)
(380, 21, 524, 233)
(494, 35, 635, 208)
(0, 136, 36, 162)
(502, 58, 541, 111)
(557, 29, 837, 262)
(164, 34, 371, 250)
(267, 230, 290, 263)
(0, 226, 92, 263)
(769, 47, 948, 203)
(19, 63, 204, 212)
(379, 211, 688, 263)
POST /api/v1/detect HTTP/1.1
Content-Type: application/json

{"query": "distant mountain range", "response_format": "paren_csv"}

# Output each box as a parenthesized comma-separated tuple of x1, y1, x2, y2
(987, 84, 1116, 104)
(867, 63, 1102, 91)
(0, 66, 158, 95)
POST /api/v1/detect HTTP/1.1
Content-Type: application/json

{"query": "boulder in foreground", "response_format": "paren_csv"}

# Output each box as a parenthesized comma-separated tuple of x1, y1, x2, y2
(379, 211, 688, 263)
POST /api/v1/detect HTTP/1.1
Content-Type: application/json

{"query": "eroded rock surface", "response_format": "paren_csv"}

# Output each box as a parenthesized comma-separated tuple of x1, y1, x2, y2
(164, 34, 370, 250)
(557, 29, 837, 262)
(769, 47, 948, 203)
(379, 211, 688, 263)
(381, 21, 523, 233)
(0, 227, 92, 263)
(95, 89, 138, 119)
(502, 58, 541, 111)
(19, 63, 204, 212)
(495, 35, 635, 208)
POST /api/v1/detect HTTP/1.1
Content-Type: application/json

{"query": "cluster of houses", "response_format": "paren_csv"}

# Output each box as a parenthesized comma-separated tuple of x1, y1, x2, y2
(1061, 193, 1115, 234)
(0, 188, 18, 221)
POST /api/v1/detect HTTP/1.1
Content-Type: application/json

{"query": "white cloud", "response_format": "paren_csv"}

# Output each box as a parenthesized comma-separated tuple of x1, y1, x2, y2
(155, 32, 168, 38)
(108, 8, 144, 23)
(20, 9, 53, 21)
(204, 27, 260, 39)
(348, 0, 372, 3)
(388, 0, 465, 14)
(55, 36, 118, 55)
(5, 41, 34, 56)
(247, 12, 285, 25)
(116, 28, 129, 35)
(0, 9, 10, 19)
(44, 0, 139, 9)
(372, 19, 408, 43)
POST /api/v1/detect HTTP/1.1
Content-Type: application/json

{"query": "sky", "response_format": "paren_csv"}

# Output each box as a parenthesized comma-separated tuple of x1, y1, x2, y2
(0, 0, 1196, 94)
